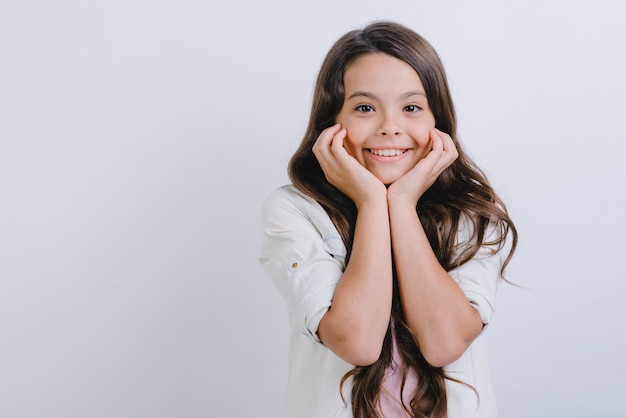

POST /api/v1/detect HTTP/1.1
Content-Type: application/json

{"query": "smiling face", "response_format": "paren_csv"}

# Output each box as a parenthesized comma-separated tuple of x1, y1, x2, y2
(335, 53, 436, 185)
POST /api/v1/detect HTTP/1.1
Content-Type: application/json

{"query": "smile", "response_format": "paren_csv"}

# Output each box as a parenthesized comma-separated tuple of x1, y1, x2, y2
(368, 149, 409, 157)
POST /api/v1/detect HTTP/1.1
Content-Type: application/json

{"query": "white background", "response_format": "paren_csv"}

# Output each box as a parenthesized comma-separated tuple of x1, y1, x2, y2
(1, 1, 625, 417)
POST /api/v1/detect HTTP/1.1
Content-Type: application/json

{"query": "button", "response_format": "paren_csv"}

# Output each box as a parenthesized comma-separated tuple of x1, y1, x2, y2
(291, 262, 299, 269)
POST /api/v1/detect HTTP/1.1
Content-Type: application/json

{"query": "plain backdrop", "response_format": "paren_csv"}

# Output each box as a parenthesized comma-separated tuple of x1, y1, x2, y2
(1, 0, 625, 417)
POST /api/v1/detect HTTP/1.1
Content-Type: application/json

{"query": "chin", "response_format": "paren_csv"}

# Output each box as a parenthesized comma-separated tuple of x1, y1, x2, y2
(374, 169, 406, 184)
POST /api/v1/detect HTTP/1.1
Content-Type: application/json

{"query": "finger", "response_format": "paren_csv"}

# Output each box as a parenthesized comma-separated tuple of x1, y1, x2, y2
(313, 124, 342, 150)
(423, 131, 443, 163)
(416, 131, 447, 173)
(330, 127, 348, 158)
(436, 130, 459, 164)
(313, 124, 342, 162)
(431, 132, 443, 153)
(438, 130, 455, 152)
(433, 129, 456, 153)
(430, 130, 457, 171)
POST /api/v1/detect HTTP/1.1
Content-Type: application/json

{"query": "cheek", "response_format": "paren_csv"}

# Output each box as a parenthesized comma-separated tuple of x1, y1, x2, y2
(417, 114, 436, 141)
(341, 124, 368, 155)
(342, 134, 360, 158)
(413, 126, 433, 147)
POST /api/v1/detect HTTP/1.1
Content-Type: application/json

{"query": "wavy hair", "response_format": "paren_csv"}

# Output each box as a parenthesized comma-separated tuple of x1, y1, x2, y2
(288, 21, 517, 417)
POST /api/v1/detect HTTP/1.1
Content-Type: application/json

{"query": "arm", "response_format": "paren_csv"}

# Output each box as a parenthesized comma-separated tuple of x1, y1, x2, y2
(387, 129, 483, 367)
(313, 124, 393, 366)
(388, 201, 483, 367)
(318, 194, 391, 366)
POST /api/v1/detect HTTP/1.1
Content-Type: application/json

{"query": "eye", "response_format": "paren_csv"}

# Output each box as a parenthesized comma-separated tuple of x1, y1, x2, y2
(404, 104, 421, 113)
(355, 104, 374, 112)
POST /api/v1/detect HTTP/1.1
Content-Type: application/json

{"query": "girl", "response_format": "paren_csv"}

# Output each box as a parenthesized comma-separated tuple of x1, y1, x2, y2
(260, 21, 517, 418)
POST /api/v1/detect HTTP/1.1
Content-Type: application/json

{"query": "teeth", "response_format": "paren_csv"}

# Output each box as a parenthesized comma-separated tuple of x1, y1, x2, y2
(370, 149, 406, 157)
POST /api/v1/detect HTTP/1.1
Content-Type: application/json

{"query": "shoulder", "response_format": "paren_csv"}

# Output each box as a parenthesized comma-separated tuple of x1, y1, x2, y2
(261, 185, 325, 227)
(259, 185, 347, 276)
(262, 184, 320, 211)
(260, 185, 346, 261)
(455, 213, 512, 260)
(260, 184, 334, 236)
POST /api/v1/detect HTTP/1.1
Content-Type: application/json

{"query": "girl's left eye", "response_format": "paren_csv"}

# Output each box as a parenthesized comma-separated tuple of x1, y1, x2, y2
(404, 104, 421, 113)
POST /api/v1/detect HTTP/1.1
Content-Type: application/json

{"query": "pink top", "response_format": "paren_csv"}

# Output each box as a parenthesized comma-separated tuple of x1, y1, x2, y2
(377, 334, 419, 417)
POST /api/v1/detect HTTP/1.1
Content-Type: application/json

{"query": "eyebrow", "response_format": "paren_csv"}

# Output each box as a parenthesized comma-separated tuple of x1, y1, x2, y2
(346, 90, 427, 101)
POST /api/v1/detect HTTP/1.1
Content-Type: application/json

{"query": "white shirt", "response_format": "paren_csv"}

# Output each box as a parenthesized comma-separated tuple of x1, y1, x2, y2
(259, 185, 508, 418)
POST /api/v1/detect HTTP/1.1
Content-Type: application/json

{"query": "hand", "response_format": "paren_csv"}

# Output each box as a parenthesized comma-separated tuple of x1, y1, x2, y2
(312, 124, 386, 208)
(387, 128, 458, 206)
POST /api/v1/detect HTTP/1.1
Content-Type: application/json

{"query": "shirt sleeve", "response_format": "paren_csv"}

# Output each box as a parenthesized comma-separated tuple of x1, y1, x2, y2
(448, 219, 512, 325)
(259, 187, 345, 343)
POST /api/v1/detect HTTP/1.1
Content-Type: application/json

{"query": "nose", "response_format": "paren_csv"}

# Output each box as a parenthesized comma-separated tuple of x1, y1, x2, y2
(378, 113, 402, 137)
(379, 128, 401, 137)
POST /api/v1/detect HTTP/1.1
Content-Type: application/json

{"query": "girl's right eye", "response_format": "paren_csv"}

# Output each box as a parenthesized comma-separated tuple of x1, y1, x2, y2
(355, 104, 374, 112)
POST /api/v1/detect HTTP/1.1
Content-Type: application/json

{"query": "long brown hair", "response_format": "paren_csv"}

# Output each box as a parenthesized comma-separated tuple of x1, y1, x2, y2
(288, 21, 517, 417)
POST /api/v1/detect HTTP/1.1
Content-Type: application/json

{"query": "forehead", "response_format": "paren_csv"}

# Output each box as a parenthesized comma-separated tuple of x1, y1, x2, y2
(343, 53, 425, 93)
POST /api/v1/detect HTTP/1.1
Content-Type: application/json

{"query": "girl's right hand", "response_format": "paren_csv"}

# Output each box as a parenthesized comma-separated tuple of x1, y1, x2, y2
(312, 123, 386, 208)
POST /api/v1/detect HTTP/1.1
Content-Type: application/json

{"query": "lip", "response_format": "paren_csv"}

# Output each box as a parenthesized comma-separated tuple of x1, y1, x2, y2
(366, 148, 411, 163)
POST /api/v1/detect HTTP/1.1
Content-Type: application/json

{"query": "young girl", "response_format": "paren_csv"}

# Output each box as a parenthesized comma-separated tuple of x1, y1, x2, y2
(259, 21, 517, 418)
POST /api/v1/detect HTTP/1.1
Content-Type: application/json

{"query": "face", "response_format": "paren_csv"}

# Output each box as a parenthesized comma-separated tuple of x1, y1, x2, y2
(335, 53, 436, 185)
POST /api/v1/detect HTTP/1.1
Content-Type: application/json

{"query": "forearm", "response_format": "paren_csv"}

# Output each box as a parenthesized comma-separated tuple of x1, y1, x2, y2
(388, 199, 482, 367)
(318, 195, 393, 366)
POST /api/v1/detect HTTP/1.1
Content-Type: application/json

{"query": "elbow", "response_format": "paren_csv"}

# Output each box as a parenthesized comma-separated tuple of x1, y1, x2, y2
(417, 316, 483, 368)
(422, 351, 458, 368)
(320, 328, 385, 366)
(349, 340, 383, 366)
(342, 324, 387, 366)
(334, 332, 385, 366)
(420, 338, 471, 368)
(319, 314, 387, 366)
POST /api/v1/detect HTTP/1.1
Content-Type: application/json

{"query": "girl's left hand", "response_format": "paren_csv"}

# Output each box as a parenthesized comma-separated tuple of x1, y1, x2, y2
(387, 128, 458, 206)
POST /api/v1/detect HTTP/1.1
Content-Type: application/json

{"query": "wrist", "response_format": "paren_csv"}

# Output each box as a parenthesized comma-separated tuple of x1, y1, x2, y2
(386, 189, 420, 209)
(354, 186, 388, 210)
